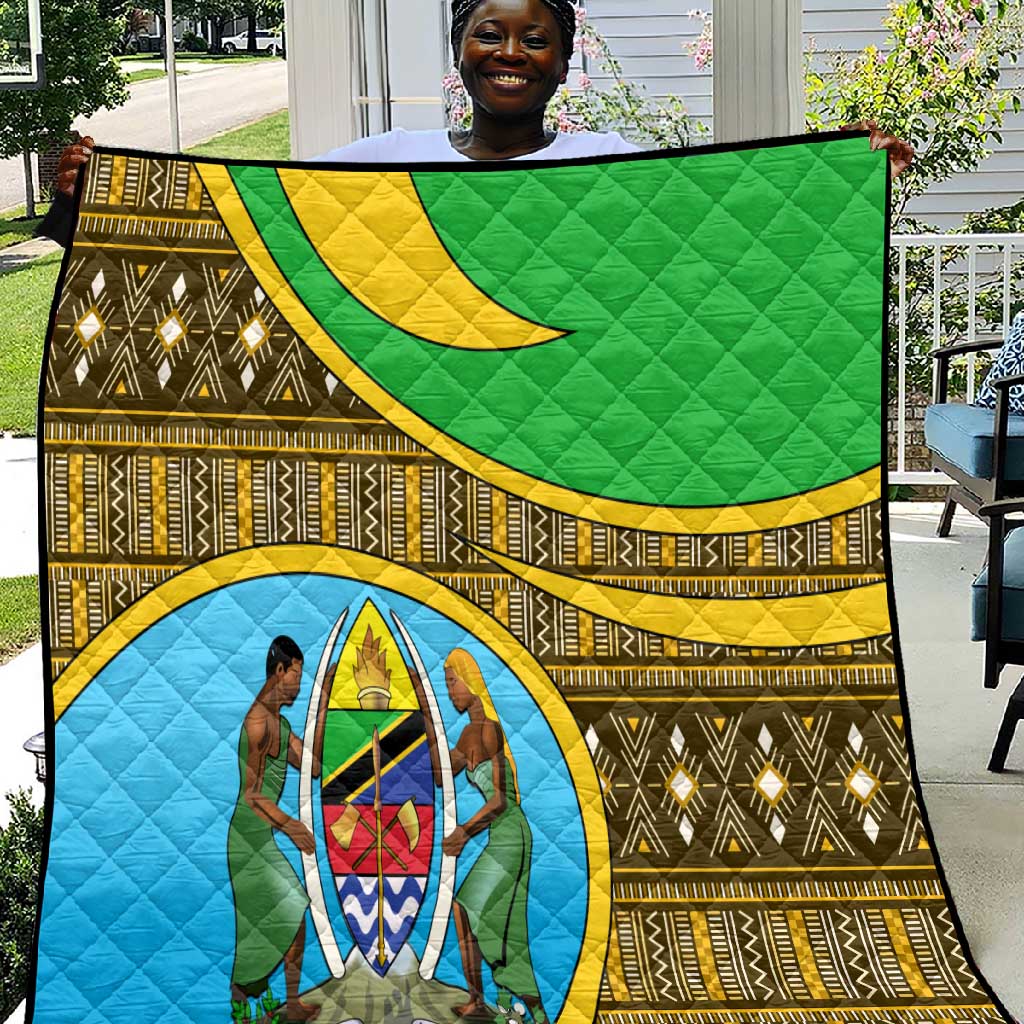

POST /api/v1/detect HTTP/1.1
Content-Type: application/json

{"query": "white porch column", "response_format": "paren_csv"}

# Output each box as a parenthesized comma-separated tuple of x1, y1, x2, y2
(283, 0, 355, 160)
(712, 0, 805, 144)
(385, 0, 446, 131)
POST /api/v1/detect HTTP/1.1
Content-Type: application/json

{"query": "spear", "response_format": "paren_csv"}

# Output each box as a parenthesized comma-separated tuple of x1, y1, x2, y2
(372, 724, 387, 967)
(299, 608, 349, 979)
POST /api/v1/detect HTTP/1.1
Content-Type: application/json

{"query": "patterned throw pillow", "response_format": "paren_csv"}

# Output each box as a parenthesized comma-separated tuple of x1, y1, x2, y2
(976, 311, 1024, 415)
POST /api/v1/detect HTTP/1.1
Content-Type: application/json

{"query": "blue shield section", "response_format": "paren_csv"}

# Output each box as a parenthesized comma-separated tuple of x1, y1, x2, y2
(338, 875, 428, 976)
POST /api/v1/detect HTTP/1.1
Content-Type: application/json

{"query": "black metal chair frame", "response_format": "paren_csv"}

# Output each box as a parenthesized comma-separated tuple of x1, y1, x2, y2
(931, 340, 1024, 769)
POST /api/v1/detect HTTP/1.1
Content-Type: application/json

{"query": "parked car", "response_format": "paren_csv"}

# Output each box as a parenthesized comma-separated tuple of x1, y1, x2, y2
(220, 29, 282, 55)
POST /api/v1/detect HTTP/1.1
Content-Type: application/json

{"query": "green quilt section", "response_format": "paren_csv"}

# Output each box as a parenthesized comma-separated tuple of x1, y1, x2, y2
(230, 138, 885, 508)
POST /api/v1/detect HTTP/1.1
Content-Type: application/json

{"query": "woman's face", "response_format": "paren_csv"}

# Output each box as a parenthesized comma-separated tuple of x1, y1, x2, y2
(445, 665, 474, 712)
(458, 0, 568, 121)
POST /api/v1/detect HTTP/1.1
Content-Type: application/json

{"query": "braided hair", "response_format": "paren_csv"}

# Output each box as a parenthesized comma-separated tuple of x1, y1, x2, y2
(450, 0, 577, 62)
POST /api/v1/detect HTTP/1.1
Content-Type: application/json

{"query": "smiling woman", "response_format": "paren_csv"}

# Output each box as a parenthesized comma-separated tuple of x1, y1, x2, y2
(313, 0, 641, 164)
(40, 0, 914, 248)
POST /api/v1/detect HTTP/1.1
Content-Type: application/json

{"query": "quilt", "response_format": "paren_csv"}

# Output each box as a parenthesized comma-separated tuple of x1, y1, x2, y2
(28, 132, 1010, 1024)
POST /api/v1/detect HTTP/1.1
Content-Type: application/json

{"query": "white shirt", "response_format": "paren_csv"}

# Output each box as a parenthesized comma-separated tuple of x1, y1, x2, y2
(314, 126, 642, 163)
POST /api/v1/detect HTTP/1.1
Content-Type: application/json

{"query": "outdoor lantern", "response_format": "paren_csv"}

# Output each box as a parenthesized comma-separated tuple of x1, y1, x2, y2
(23, 731, 46, 783)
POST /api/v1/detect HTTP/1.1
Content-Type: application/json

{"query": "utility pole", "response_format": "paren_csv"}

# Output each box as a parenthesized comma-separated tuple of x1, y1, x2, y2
(163, 0, 181, 151)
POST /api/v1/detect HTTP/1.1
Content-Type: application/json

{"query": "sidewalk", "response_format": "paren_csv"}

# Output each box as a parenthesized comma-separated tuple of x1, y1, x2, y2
(0, 436, 43, 829)
(0, 236, 59, 274)
(0, 644, 44, 827)
(0, 438, 39, 578)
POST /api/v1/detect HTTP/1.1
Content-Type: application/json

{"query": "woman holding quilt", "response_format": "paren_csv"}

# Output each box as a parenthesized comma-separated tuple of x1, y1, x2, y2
(47, 0, 913, 247)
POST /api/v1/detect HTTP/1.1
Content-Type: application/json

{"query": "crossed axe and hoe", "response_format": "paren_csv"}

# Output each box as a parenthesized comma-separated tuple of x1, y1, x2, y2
(330, 725, 421, 966)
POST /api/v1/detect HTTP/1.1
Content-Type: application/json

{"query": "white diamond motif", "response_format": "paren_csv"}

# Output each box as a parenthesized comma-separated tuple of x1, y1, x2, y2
(91, 270, 105, 298)
(157, 359, 172, 389)
(76, 310, 104, 345)
(678, 814, 694, 845)
(754, 763, 788, 805)
(159, 314, 185, 347)
(770, 814, 786, 844)
(758, 724, 773, 754)
(325, 373, 338, 395)
(240, 363, 255, 392)
(863, 812, 880, 844)
(172, 273, 186, 302)
(254, 286, 265, 304)
(846, 764, 880, 804)
(585, 725, 599, 754)
(667, 765, 697, 808)
(75, 354, 89, 385)
(240, 316, 267, 353)
(670, 724, 684, 755)
(848, 723, 863, 754)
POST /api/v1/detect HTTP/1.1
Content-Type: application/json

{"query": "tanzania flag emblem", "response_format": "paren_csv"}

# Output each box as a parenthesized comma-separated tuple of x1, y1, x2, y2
(316, 600, 437, 975)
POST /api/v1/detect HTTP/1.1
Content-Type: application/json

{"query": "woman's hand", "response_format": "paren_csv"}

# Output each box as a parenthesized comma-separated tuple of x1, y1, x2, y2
(284, 818, 316, 855)
(56, 136, 95, 199)
(442, 824, 470, 858)
(839, 120, 914, 178)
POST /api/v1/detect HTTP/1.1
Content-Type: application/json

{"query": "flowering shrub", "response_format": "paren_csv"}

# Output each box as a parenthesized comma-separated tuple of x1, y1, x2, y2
(805, 0, 1023, 222)
(442, 4, 711, 147)
(686, 9, 713, 71)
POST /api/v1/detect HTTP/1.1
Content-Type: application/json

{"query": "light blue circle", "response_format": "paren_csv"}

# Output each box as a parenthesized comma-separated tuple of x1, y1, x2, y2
(34, 571, 589, 1024)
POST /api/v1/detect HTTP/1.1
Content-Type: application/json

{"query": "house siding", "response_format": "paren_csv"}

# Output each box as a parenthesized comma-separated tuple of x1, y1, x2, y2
(584, 0, 1023, 227)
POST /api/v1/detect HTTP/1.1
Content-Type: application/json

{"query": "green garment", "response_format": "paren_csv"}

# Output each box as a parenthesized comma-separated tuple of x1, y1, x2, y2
(228, 715, 310, 987)
(455, 758, 541, 1003)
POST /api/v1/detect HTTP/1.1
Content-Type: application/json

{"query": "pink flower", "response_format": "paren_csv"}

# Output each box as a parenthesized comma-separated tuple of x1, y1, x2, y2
(574, 3, 587, 30)
(578, 71, 591, 89)
(693, 36, 713, 71)
(924, 28, 939, 44)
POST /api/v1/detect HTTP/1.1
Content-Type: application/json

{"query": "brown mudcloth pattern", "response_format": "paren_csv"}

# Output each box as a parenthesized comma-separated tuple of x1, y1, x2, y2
(42, 152, 1003, 1024)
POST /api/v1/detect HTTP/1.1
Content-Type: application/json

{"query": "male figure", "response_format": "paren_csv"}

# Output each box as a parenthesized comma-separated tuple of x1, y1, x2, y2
(227, 636, 329, 1023)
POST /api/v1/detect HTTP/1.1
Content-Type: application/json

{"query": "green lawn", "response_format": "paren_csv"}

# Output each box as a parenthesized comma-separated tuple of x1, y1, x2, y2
(186, 108, 290, 161)
(0, 253, 61, 436)
(0, 110, 290, 440)
(0, 577, 40, 665)
(117, 51, 272, 65)
(0, 204, 51, 249)
(125, 67, 168, 84)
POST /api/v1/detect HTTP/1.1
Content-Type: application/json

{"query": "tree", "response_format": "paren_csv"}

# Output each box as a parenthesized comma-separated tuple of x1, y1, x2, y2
(806, 0, 1023, 224)
(174, 0, 281, 53)
(0, 0, 128, 216)
(174, 0, 231, 52)
(242, 0, 282, 51)
(0, 790, 45, 1020)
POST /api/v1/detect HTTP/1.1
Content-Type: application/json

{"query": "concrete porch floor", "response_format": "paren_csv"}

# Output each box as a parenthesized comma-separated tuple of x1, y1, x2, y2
(891, 503, 1024, 1021)
(0, 499, 1022, 1021)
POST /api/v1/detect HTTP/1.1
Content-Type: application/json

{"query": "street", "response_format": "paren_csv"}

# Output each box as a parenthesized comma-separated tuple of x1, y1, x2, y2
(0, 59, 288, 211)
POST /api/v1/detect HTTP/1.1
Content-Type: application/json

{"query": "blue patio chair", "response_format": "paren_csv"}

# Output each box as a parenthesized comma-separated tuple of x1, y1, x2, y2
(926, 312, 1024, 691)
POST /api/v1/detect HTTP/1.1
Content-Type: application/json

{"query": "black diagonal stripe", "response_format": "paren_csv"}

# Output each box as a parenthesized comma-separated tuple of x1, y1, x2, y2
(322, 711, 426, 804)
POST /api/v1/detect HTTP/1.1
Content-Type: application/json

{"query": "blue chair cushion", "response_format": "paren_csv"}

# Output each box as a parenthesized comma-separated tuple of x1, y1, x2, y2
(972, 525, 1024, 641)
(924, 402, 1024, 481)
(977, 311, 1024, 414)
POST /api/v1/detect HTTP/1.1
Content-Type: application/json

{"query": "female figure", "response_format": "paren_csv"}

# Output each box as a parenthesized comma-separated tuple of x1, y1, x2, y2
(442, 648, 547, 1024)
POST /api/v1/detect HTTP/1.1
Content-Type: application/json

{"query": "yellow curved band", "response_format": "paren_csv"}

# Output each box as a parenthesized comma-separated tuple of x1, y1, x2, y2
(54, 543, 609, 1024)
(277, 167, 565, 350)
(198, 162, 881, 535)
(467, 540, 892, 648)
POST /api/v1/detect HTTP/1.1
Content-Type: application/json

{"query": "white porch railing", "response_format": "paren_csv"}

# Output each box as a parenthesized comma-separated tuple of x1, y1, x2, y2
(890, 232, 1024, 485)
